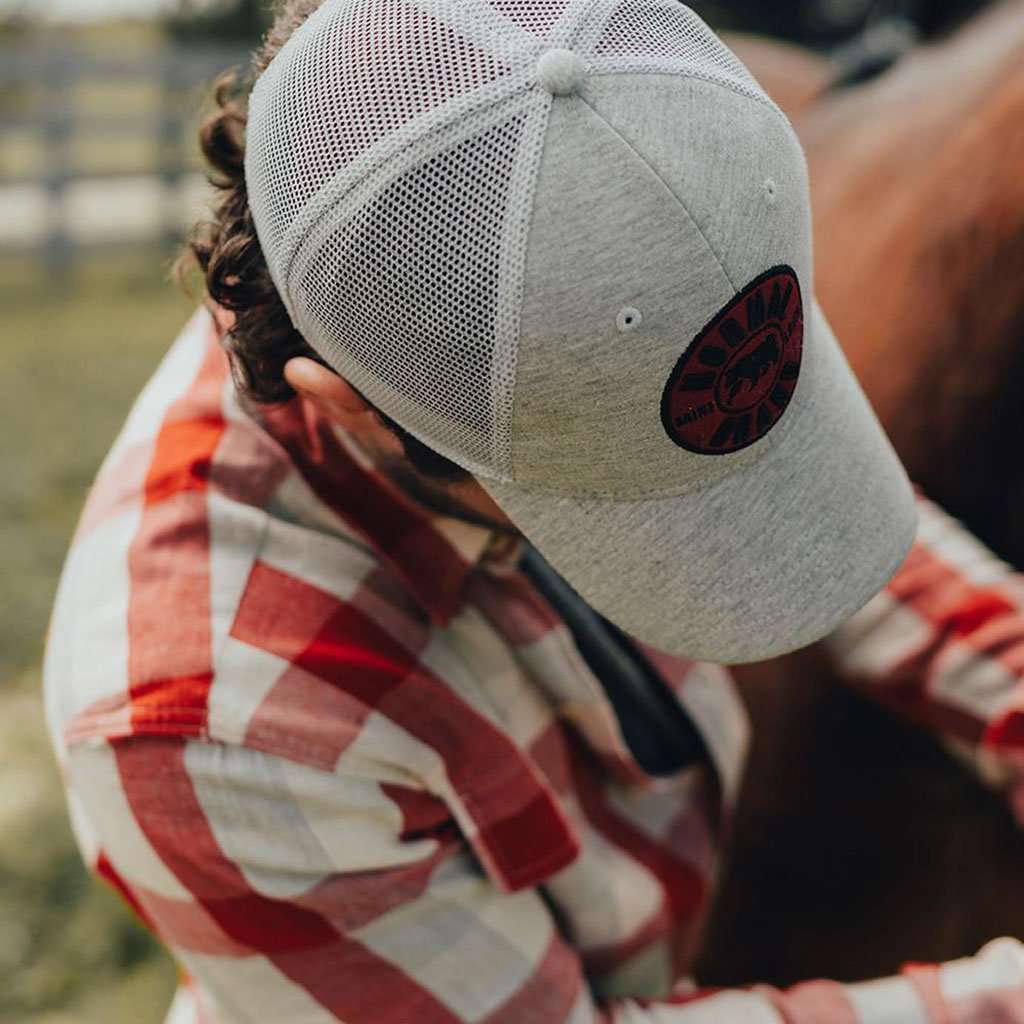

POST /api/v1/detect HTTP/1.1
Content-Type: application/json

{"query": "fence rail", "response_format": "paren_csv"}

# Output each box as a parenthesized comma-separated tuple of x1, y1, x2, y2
(0, 43, 249, 277)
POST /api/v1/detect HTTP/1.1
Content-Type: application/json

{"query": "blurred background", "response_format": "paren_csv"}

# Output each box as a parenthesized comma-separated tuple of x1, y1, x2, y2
(0, 0, 1000, 1021)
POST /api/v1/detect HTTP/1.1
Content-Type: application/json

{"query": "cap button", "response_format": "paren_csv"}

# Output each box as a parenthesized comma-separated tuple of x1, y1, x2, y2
(536, 48, 585, 97)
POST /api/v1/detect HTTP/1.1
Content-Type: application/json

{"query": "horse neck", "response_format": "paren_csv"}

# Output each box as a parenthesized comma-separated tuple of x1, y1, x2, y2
(803, 2, 1024, 562)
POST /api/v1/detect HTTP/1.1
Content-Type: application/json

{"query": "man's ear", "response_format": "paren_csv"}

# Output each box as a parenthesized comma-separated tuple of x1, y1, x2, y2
(284, 357, 373, 424)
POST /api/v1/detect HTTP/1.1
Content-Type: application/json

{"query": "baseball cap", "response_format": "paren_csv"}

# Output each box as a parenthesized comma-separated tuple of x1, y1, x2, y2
(244, 0, 917, 663)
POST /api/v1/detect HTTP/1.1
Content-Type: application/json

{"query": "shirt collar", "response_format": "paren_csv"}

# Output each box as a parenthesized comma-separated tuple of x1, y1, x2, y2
(356, 452, 529, 625)
(258, 390, 515, 627)
(207, 304, 509, 625)
(388, 493, 499, 626)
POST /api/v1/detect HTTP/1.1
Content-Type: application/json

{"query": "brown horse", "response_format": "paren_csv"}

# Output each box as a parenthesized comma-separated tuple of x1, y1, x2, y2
(695, 3, 1024, 987)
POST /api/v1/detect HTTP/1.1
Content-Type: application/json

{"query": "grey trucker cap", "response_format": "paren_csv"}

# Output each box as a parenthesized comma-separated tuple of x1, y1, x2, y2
(245, 0, 917, 662)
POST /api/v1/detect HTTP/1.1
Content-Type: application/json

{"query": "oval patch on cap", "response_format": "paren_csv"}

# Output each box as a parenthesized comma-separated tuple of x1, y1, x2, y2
(661, 265, 804, 455)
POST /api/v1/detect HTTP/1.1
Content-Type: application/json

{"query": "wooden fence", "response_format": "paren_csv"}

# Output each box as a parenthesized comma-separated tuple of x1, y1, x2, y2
(0, 44, 249, 278)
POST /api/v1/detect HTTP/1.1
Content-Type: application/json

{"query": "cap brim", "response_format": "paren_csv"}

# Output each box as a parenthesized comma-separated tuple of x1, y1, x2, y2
(480, 301, 917, 663)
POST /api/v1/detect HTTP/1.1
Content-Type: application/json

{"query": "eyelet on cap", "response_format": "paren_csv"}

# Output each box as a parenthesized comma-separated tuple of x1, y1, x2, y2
(616, 306, 643, 333)
(536, 49, 586, 97)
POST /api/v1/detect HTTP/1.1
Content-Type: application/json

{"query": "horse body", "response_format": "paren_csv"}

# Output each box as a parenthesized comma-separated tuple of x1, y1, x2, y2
(698, 5, 1024, 986)
(805, 1, 1024, 567)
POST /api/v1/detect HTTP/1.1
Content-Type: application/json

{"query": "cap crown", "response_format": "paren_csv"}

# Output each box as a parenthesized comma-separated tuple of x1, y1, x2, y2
(246, 0, 785, 482)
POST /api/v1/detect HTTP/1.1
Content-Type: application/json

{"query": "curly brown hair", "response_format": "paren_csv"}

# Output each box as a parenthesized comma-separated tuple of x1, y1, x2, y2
(178, 0, 469, 482)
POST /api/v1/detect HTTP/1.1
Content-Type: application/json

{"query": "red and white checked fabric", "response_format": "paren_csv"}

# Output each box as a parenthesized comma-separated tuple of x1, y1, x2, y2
(44, 308, 1024, 1023)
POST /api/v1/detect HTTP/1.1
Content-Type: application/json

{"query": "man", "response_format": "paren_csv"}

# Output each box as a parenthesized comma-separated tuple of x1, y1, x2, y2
(44, 0, 1024, 1020)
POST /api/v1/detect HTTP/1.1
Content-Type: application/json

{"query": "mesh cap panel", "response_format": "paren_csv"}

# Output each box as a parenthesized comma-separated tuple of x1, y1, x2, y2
(588, 0, 768, 104)
(247, 0, 779, 482)
(247, 0, 535, 278)
(294, 103, 546, 477)
(481, 0, 576, 37)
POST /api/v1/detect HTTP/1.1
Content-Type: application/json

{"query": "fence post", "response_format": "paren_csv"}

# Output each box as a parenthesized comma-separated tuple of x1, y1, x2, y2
(42, 51, 73, 283)
(158, 52, 186, 254)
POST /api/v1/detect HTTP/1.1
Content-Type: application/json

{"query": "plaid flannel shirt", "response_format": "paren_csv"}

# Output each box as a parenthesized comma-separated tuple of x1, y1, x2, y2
(44, 308, 1024, 1023)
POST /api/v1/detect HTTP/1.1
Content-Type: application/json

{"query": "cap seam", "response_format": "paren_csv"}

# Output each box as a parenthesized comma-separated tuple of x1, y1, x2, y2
(575, 91, 738, 294)
(567, 0, 623, 54)
(587, 61, 793, 132)
(410, 0, 544, 61)
(496, 93, 553, 484)
(277, 77, 536, 304)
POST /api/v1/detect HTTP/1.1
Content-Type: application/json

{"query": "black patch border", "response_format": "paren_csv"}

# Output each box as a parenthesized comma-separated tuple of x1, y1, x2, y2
(660, 264, 804, 457)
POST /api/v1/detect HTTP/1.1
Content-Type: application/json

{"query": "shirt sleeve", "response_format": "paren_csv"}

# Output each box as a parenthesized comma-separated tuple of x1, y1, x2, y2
(824, 491, 1024, 815)
(66, 734, 1024, 1024)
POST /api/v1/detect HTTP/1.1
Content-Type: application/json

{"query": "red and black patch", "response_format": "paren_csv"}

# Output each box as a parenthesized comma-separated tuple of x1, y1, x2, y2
(661, 266, 804, 455)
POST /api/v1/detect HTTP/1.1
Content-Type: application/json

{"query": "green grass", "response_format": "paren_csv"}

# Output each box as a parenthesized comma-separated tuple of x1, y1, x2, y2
(0, 672, 179, 1024)
(0, 15, 254, 1019)
(1, 247, 194, 681)
(0, 249, 195, 1023)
